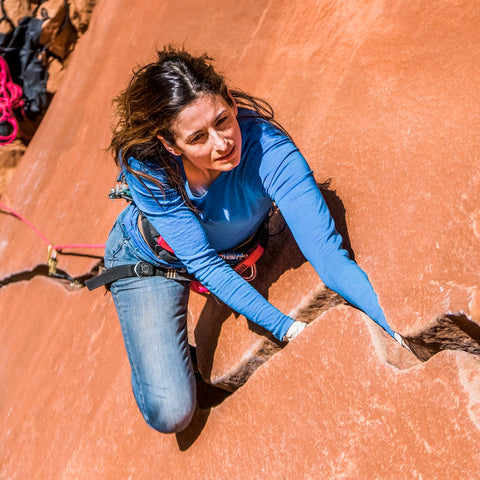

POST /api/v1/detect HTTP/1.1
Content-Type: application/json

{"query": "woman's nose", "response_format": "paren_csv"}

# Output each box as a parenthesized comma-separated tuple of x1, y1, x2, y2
(210, 130, 227, 151)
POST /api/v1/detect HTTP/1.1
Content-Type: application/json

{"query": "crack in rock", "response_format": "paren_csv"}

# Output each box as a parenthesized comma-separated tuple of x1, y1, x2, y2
(205, 286, 348, 392)
(209, 309, 480, 394)
(403, 313, 480, 362)
(0, 262, 103, 291)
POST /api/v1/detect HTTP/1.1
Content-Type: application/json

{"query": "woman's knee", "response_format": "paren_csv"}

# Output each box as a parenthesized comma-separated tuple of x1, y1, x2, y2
(142, 395, 196, 433)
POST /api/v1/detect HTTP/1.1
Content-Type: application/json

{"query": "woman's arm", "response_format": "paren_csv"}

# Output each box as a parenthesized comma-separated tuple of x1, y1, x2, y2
(260, 131, 395, 338)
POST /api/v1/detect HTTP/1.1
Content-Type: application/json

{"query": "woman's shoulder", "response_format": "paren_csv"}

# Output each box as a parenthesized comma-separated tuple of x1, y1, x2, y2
(237, 107, 289, 144)
(237, 108, 295, 159)
(122, 153, 183, 200)
(125, 153, 168, 173)
(237, 107, 273, 128)
(125, 153, 182, 181)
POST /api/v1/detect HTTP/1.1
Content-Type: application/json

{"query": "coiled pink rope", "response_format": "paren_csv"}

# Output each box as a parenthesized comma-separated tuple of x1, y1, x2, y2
(0, 56, 24, 145)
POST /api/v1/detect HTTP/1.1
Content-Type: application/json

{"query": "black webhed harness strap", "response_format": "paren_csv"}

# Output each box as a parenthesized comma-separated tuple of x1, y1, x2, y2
(84, 260, 194, 291)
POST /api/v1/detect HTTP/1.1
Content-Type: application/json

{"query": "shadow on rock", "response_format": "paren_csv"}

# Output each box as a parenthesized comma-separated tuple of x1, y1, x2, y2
(193, 207, 307, 394)
(175, 372, 231, 450)
(319, 179, 356, 261)
(175, 405, 210, 451)
(0, 261, 102, 290)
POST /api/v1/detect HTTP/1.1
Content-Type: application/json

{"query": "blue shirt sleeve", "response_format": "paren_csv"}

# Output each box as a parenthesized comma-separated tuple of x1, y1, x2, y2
(257, 125, 395, 337)
(123, 158, 295, 341)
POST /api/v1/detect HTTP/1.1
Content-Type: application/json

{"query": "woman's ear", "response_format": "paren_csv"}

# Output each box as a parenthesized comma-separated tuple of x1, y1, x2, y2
(157, 135, 182, 156)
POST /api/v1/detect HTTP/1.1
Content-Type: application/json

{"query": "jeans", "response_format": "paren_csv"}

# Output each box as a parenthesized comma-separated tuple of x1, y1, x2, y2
(105, 209, 196, 433)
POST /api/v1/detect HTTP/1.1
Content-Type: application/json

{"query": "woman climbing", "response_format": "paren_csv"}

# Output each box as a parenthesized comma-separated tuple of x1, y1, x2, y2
(95, 46, 409, 434)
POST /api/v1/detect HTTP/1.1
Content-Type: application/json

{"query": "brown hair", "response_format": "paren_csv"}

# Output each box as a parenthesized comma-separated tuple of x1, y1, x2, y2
(109, 45, 288, 207)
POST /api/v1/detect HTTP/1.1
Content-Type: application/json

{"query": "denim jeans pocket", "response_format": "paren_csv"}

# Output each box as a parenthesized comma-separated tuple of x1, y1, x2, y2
(105, 220, 142, 268)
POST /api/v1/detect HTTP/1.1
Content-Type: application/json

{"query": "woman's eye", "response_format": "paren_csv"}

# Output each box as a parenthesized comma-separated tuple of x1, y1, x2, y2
(216, 116, 228, 126)
(190, 133, 204, 143)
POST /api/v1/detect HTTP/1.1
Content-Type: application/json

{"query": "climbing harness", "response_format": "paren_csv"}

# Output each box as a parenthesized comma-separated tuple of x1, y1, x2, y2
(85, 174, 269, 292)
(137, 211, 267, 294)
(85, 219, 266, 293)
(85, 261, 194, 291)
(0, 200, 104, 286)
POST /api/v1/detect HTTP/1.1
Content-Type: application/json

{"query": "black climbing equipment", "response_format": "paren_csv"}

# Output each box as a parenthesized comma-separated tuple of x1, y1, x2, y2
(85, 261, 194, 291)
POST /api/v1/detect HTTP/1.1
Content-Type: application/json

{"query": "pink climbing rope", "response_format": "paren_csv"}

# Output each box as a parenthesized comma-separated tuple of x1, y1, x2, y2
(0, 56, 24, 145)
(0, 199, 50, 244)
(50, 243, 105, 250)
(0, 200, 105, 253)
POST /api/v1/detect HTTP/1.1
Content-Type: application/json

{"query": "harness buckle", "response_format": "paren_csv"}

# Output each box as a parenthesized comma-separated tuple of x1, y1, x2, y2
(134, 261, 155, 277)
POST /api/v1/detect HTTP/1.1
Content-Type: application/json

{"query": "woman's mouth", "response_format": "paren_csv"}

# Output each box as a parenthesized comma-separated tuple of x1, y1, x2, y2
(216, 145, 236, 162)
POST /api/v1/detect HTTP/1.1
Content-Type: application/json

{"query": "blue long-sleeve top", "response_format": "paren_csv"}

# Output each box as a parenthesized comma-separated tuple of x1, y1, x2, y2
(122, 108, 394, 341)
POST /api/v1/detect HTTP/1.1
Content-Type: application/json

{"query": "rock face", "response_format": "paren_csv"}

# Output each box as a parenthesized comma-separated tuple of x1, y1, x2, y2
(69, 0, 97, 33)
(37, 0, 78, 59)
(0, 0, 31, 28)
(0, 140, 25, 194)
(0, 0, 479, 478)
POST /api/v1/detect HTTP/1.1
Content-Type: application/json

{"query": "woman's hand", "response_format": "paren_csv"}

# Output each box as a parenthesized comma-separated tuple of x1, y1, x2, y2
(283, 321, 308, 342)
(394, 332, 413, 352)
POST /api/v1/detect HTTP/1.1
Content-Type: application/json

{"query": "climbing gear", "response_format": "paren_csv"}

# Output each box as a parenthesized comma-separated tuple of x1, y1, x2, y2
(108, 173, 132, 201)
(85, 237, 265, 293)
(0, 200, 104, 286)
(233, 242, 264, 279)
(85, 214, 267, 292)
(100, 173, 272, 293)
(138, 212, 267, 293)
(0, 11, 47, 118)
(84, 241, 264, 293)
(84, 261, 194, 291)
(139, 212, 267, 270)
(0, 56, 23, 144)
(189, 242, 265, 294)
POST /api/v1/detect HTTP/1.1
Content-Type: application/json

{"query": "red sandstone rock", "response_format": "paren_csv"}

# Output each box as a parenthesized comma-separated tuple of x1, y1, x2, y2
(37, 0, 77, 58)
(0, 0, 31, 30)
(0, 140, 25, 195)
(69, 0, 97, 34)
(0, 0, 479, 478)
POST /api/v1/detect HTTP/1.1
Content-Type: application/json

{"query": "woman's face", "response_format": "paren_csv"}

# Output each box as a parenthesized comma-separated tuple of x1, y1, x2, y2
(159, 94, 242, 174)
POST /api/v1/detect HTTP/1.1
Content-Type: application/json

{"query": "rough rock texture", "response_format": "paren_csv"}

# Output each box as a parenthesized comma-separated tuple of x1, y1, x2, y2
(69, 0, 97, 33)
(37, 0, 78, 59)
(0, 140, 25, 195)
(0, 0, 479, 478)
(0, 0, 31, 29)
